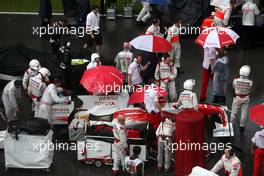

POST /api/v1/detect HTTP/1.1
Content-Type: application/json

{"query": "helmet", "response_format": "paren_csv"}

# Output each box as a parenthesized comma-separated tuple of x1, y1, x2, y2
(183, 79, 195, 90)
(239, 65, 251, 77)
(29, 59, 40, 70)
(39, 67, 51, 78)
(91, 53, 100, 62)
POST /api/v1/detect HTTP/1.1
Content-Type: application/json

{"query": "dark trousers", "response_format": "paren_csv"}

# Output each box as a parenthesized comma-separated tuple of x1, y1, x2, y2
(243, 25, 256, 49)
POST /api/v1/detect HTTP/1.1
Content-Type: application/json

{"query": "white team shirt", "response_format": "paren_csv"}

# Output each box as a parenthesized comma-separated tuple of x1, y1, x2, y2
(203, 47, 216, 70)
(166, 24, 180, 43)
(252, 129, 264, 149)
(177, 90, 198, 109)
(128, 60, 143, 85)
(156, 119, 175, 137)
(154, 61, 177, 81)
(22, 68, 39, 90)
(124, 157, 142, 174)
(146, 24, 160, 35)
(213, 5, 232, 26)
(115, 50, 133, 73)
(144, 88, 159, 113)
(86, 11, 100, 30)
(233, 77, 253, 95)
(242, 1, 260, 26)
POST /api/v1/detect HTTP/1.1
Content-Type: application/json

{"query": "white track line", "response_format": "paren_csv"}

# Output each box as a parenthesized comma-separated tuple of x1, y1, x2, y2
(0, 12, 134, 17)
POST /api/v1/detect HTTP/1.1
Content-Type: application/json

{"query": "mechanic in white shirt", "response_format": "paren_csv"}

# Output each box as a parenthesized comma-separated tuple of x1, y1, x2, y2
(251, 126, 264, 176)
(242, 0, 260, 49)
(86, 6, 102, 53)
(213, 3, 232, 27)
(144, 84, 162, 129)
(128, 53, 150, 88)
(144, 85, 161, 114)
(146, 19, 161, 36)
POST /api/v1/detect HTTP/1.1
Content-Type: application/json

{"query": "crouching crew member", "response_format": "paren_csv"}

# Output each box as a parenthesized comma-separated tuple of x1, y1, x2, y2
(124, 146, 144, 176)
(211, 147, 242, 176)
(37, 78, 70, 125)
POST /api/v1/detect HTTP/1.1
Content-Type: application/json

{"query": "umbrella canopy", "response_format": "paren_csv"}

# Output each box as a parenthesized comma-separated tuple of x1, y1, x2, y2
(143, 0, 171, 5)
(128, 85, 168, 104)
(250, 104, 264, 126)
(195, 26, 239, 48)
(80, 66, 124, 94)
(130, 34, 172, 53)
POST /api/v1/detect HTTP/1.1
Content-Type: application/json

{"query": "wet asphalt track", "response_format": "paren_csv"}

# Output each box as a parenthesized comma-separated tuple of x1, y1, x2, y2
(0, 14, 264, 176)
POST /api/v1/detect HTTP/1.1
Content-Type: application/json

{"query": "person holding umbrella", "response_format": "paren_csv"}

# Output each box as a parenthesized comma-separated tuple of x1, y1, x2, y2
(212, 48, 229, 105)
(230, 65, 253, 133)
(199, 47, 217, 103)
(251, 126, 264, 176)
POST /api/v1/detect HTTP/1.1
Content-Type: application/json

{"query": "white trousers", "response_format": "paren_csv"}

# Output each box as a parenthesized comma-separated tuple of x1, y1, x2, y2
(157, 138, 172, 170)
(136, 2, 150, 22)
(2, 95, 17, 122)
(230, 95, 249, 127)
(169, 43, 181, 68)
(161, 81, 177, 102)
(112, 144, 126, 171)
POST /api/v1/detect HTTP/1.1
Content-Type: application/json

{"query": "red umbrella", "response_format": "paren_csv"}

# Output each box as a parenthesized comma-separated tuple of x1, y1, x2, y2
(250, 104, 264, 125)
(80, 66, 124, 94)
(128, 85, 168, 104)
(129, 34, 172, 53)
(195, 26, 239, 48)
